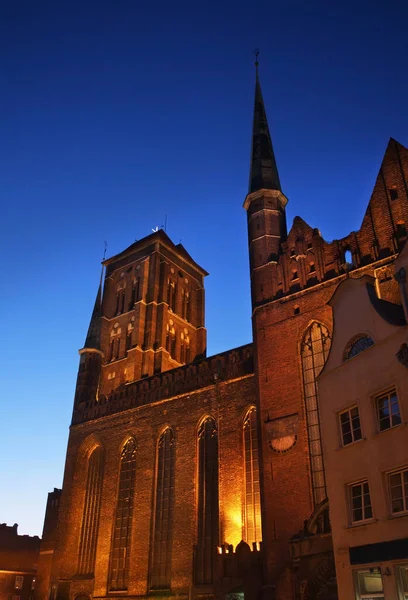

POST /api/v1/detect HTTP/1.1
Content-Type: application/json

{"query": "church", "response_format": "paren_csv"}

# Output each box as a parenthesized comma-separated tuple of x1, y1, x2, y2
(36, 62, 408, 600)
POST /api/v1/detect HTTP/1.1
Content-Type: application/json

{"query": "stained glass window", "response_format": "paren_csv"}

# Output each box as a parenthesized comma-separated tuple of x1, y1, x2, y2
(109, 438, 137, 591)
(301, 322, 331, 505)
(77, 446, 104, 575)
(150, 429, 175, 590)
(195, 417, 219, 585)
(243, 407, 262, 544)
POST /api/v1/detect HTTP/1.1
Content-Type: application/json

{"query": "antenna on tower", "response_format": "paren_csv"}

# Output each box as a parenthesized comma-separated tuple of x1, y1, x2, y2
(102, 241, 108, 261)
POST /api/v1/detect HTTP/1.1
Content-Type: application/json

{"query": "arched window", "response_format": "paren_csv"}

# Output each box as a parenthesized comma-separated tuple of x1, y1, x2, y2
(166, 321, 176, 359)
(301, 322, 331, 506)
(77, 446, 104, 575)
(344, 334, 374, 360)
(109, 438, 137, 591)
(195, 417, 219, 585)
(126, 318, 135, 351)
(243, 407, 262, 544)
(150, 429, 175, 590)
(180, 330, 190, 363)
(109, 324, 121, 361)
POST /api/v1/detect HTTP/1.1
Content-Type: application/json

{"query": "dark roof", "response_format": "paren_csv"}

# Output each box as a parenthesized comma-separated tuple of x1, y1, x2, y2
(248, 67, 281, 194)
(366, 283, 406, 326)
(83, 282, 102, 350)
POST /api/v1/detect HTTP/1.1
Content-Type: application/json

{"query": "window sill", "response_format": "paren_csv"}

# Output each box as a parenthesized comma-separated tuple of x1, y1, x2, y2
(388, 511, 408, 520)
(345, 518, 377, 529)
(337, 438, 367, 451)
(376, 422, 406, 435)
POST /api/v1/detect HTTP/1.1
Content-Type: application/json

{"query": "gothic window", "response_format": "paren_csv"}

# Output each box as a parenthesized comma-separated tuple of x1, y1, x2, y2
(181, 290, 190, 320)
(180, 330, 190, 363)
(109, 324, 121, 361)
(195, 417, 219, 585)
(166, 321, 176, 359)
(344, 334, 374, 360)
(126, 318, 135, 351)
(130, 277, 140, 309)
(301, 322, 331, 506)
(243, 407, 262, 544)
(77, 446, 104, 575)
(109, 438, 137, 591)
(150, 429, 175, 590)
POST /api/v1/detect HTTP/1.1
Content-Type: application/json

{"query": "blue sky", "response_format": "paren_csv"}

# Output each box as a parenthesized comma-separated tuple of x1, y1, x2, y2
(1, 0, 408, 536)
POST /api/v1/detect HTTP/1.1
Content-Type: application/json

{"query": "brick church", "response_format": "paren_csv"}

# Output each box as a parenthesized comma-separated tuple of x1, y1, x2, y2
(36, 62, 408, 600)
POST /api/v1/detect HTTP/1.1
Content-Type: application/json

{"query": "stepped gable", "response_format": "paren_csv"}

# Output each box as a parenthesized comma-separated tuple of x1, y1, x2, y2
(72, 343, 253, 425)
(257, 139, 408, 304)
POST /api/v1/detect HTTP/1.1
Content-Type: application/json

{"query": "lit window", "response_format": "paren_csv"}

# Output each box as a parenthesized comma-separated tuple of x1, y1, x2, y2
(31, 578, 36, 591)
(354, 568, 384, 599)
(396, 564, 408, 599)
(15, 577, 23, 590)
(339, 406, 362, 446)
(389, 468, 408, 515)
(349, 481, 373, 523)
(345, 335, 374, 360)
(376, 389, 401, 432)
(243, 407, 262, 544)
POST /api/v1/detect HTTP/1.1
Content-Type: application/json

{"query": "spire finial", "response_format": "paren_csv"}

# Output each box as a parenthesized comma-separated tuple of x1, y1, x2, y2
(254, 48, 259, 73)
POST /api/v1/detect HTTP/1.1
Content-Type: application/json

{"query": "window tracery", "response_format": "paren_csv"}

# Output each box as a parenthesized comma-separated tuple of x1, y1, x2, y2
(195, 417, 219, 585)
(301, 322, 331, 505)
(243, 407, 262, 544)
(150, 428, 175, 590)
(77, 446, 104, 575)
(109, 438, 137, 591)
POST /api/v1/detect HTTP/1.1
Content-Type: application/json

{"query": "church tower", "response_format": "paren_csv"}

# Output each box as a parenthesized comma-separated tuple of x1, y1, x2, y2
(74, 229, 208, 416)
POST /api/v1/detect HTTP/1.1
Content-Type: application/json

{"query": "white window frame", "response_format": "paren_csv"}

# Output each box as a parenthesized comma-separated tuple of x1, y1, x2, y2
(339, 405, 362, 446)
(375, 388, 402, 432)
(388, 467, 408, 515)
(349, 480, 373, 524)
(395, 563, 408, 599)
(354, 567, 384, 599)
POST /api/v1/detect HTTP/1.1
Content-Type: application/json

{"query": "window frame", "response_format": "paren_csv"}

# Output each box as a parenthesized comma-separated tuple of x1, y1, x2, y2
(387, 467, 408, 516)
(374, 388, 402, 433)
(338, 405, 363, 447)
(348, 479, 373, 524)
(14, 576, 23, 590)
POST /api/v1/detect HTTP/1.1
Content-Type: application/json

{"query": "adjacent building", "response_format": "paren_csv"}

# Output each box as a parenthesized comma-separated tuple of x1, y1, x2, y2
(319, 245, 408, 599)
(36, 62, 408, 600)
(0, 523, 40, 600)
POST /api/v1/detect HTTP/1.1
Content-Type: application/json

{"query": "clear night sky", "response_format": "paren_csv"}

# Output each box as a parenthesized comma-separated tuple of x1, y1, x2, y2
(1, 0, 408, 536)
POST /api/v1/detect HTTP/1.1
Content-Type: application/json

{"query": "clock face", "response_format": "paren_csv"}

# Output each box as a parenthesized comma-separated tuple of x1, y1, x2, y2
(269, 434, 297, 454)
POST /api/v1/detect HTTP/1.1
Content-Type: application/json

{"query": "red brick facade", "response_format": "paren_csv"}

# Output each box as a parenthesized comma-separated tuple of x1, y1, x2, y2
(37, 68, 408, 600)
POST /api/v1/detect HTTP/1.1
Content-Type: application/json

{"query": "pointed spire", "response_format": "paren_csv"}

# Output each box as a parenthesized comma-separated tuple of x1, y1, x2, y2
(249, 52, 281, 194)
(83, 278, 102, 351)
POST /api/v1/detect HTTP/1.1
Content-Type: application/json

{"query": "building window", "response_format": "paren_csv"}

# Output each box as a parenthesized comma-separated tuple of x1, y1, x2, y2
(390, 187, 399, 200)
(166, 321, 176, 359)
(301, 322, 331, 505)
(167, 280, 176, 312)
(354, 568, 384, 599)
(109, 324, 121, 361)
(344, 335, 374, 360)
(15, 577, 23, 590)
(180, 330, 190, 363)
(396, 564, 408, 599)
(389, 468, 408, 515)
(243, 407, 262, 544)
(376, 389, 401, 432)
(150, 428, 175, 590)
(77, 446, 104, 575)
(109, 438, 137, 591)
(195, 417, 219, 585)
(31, 578, 36, 591)
(349, 481, 373, 523)
(339, 406, 362, 446)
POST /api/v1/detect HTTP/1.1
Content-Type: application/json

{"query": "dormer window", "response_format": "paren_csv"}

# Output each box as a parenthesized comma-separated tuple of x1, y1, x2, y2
(344, 335, 374, 361)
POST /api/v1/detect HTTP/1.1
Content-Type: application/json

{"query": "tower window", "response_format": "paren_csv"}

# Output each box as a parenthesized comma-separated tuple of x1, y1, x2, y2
(390, 186, 399, 200)
(291, 269, 298, 281)
(344, 249, 353, 266)
(109, 438, 137, 591)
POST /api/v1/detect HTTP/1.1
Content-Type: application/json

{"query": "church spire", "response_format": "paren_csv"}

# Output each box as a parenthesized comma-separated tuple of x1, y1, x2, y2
(249, 52, 281, 194)
(83, 279, 102, 351)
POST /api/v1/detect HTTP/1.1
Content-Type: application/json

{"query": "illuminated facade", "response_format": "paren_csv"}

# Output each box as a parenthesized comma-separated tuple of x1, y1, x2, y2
(36, 64, 408, 600)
